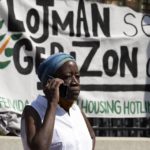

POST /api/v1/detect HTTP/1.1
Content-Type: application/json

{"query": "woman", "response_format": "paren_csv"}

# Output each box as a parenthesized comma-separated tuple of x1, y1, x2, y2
(21, 52, 95, 150)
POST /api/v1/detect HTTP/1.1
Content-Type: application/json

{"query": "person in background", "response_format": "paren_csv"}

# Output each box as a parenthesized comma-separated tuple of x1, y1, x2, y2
(21, 52, 95, 150)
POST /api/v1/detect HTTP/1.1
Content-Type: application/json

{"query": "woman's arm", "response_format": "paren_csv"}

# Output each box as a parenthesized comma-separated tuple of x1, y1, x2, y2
(23, 78, 64, 150)
(23, 100, 58, 150)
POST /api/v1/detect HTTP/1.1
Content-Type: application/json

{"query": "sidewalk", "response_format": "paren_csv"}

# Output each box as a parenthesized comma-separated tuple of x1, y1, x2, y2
(0, 136, 150, 150)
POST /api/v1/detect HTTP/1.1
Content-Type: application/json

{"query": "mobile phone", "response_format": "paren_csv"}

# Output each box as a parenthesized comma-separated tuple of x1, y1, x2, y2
(48, 75, 68, 98)
(59, 84, 68, 98)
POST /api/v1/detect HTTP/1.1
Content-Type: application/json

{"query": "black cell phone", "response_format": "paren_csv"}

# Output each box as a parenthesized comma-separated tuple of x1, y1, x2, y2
(59, 84, 68, 98)
(48, 75, 68, 98)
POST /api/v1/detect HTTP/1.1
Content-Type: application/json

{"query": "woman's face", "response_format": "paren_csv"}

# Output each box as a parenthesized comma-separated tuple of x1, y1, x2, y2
(55, 60, 80, 101)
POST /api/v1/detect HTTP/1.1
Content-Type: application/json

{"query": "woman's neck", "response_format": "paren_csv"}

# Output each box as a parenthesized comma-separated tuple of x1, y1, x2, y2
(58, 99, 74, 112)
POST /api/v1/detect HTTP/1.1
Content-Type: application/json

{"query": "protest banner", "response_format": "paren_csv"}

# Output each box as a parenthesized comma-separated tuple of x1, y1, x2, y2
(0, 0, 149, 134)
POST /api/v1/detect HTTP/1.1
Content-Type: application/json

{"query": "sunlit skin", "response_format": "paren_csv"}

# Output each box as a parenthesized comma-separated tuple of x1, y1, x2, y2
(23, 60, 95, 150)
(55, 61, 80, 111)
(43, 60, 80, 112)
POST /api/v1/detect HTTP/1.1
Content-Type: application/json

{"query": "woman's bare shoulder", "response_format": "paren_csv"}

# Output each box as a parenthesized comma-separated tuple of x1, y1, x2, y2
(22, 105, 41, 126)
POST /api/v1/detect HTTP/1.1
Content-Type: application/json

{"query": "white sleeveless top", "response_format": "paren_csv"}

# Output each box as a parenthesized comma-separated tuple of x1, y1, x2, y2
(21, 95, 92, 150)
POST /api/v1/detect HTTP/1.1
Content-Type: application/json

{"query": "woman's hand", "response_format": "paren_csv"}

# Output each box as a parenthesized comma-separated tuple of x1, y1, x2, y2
(43, 78, 64, 105)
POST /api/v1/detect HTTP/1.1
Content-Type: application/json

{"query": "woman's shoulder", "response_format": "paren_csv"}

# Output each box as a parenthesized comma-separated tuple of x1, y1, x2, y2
(22, 105, 42, 129)
(22, 105, 40, 119)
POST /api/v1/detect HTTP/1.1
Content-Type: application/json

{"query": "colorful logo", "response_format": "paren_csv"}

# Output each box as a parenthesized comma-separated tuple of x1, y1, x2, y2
(0, 19, 22, 69)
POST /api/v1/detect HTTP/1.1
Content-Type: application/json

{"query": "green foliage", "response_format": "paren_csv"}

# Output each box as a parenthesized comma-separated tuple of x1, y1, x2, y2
(11, 33, 22, 41)
(5, 48, 13, 57)
(0, 20, 4, 29)
(0, 60, 11, 69)
(0, 34, 6, 41)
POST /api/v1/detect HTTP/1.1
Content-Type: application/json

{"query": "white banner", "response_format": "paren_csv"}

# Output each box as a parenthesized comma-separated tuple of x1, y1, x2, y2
(0, 0, 150, 123)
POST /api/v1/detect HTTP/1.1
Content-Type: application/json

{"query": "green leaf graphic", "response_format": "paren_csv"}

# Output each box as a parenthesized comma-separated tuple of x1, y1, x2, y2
(11, 33, 22, 40)
(0, 20, 4, 29)
(5, 48, 13, 57)
(0, 60, 11, 69)
(0, 34, 6, 41)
